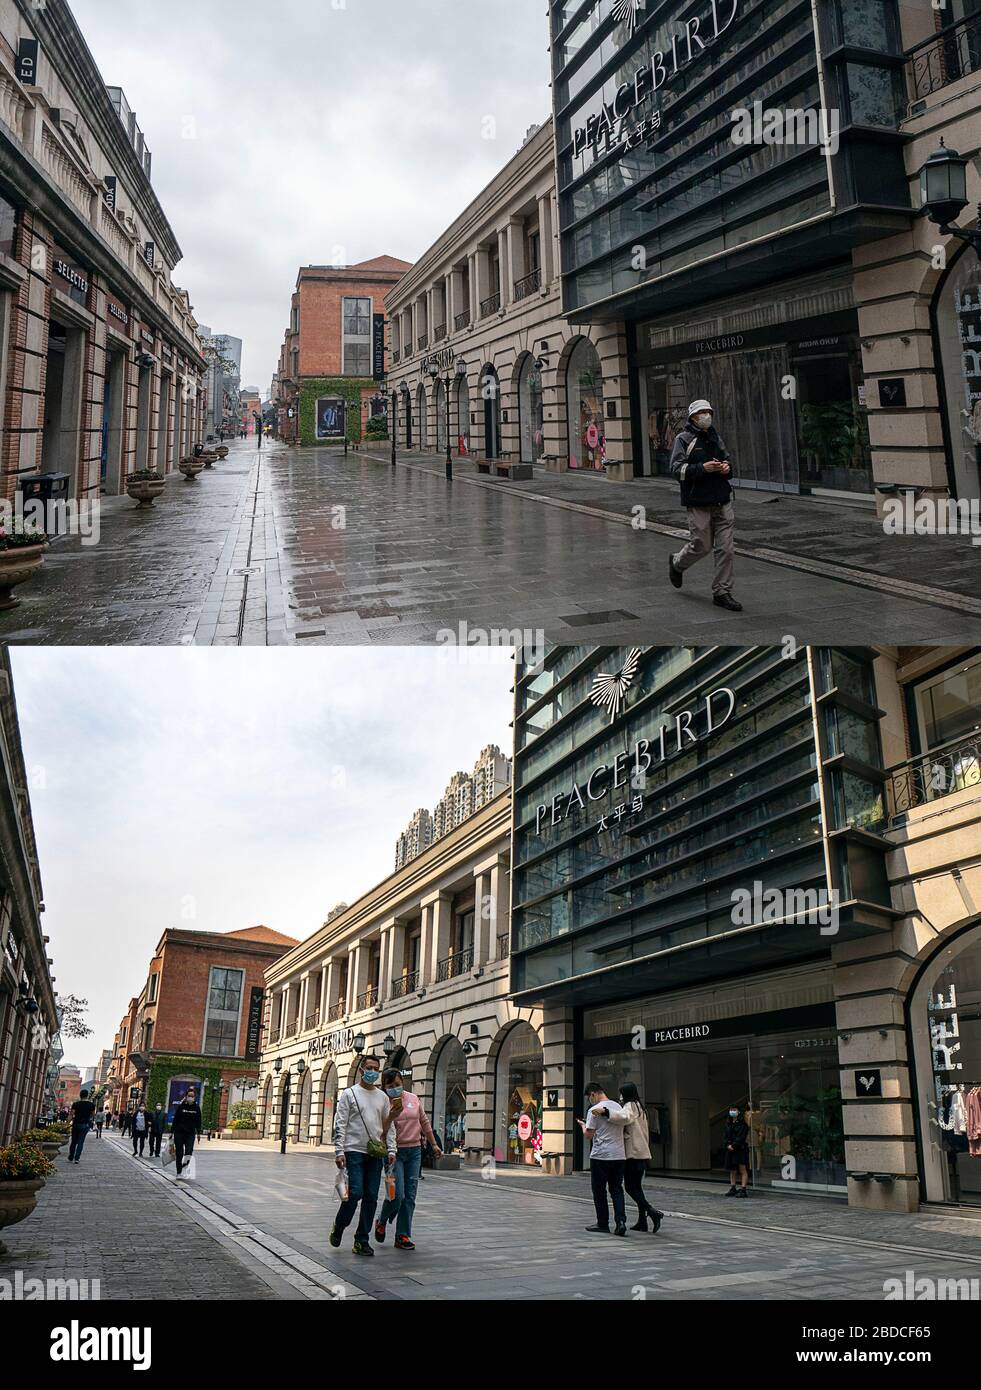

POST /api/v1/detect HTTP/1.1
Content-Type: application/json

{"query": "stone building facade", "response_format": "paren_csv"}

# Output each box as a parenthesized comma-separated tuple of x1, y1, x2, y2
(0, 0, 207, 504)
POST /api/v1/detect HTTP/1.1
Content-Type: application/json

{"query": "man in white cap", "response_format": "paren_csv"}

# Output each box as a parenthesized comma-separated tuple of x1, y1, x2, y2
(667, 400, 742, 612)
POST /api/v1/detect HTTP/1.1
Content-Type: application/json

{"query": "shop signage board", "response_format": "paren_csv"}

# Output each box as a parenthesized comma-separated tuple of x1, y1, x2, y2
(16, 38, 38, 84)
(244, 987, 264, 1060)
(103, 175, 117, 211)
(854, 1068, 882, 1097)
(878, 378, 907, 408)
(308, 1027, 354, 1058)
(420, 347, 456, 375)
(372, 313, 385, 380)
(316, 398, 346, 440)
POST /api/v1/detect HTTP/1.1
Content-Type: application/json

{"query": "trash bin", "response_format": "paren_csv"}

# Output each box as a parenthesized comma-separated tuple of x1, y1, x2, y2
(18, 472, 70, 535)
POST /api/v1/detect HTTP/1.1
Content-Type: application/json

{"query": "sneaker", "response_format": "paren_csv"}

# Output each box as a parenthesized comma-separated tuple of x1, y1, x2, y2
(585, 1224, 611, 1234)
(668, 555, 683, 589)
(614, 1222, 628, 1237)
(394, 1235, 415, 1251)
(328, 1225, 341, 1249)
(352, 1240, 374, 1256)
(713, 593, 743, 612)
(374, 1221, 387, 1244)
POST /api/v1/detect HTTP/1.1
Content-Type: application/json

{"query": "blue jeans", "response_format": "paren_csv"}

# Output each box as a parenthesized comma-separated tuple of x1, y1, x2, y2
(379, 1146, 423, 1239)
(68, 1123, 90, 1161)
(334, 1151, 384, 1242)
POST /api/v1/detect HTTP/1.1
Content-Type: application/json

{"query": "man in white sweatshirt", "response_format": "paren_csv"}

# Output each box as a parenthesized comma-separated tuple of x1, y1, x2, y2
(329, 1054, 398, 1256)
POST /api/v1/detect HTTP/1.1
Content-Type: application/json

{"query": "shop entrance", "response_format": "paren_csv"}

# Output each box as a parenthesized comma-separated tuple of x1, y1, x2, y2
(41, 318, 85, 495)
(101, 349, 126, 494)
(494, 1022, 544, 1165)
(156, 372, 173, 476)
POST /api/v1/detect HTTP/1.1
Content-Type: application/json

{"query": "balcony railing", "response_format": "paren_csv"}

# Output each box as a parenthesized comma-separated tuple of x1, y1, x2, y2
(436, 948, 474, 983)
(418, 334, 429, 351)
(268, 1027, 280, 1044)
(514, 267, 542, 301)
(391, 971, 420, 999)
(326, 1000, 345, 1023)
(480, 292, 502, 317)
(883, 729, 981, 824)
(356, 985, 379, 1011)
(304, 1010, 319, 1032)
(392, 350, 401, 365)
(434, 323, 447, 342)
(283, 1020, 297, 1039)
(497, 933, 511, 960)
(454, 309, 471, 331)
(908, 13, 981, 101)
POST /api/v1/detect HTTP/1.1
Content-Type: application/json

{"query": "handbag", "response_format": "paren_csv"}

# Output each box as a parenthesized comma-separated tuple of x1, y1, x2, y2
(351, 1091, 388, 1160)
(162, 1141, 176, 1167)
(183, 1154, 197, 1181)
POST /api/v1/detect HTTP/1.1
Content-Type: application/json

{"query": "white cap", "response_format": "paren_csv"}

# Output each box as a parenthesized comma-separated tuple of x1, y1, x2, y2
(688, 399, 713, 418)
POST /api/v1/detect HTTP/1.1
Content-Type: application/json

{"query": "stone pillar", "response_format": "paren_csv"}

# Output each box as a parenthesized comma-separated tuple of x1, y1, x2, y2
(594, 325, 634, 481)
(542, 1005, 576, 1174)
(425, 288, 435, 341)
(474, 247, 491, 316)
(323, 959, 336, 1015)
(449, 269, 463, 328)
(507, 218, 526, 301)
(497, 228, 509, 306)
(537, 193, 554, 286)
(467, 254, 477, 323)
(422, 891, 452, 982)
(382, 918, 406, 999)
(473, 853, 509, 964)
(346, 946, 362, 1014)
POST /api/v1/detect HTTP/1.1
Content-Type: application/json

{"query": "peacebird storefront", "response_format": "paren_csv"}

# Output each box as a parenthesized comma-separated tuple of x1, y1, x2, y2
(549, 0, 911, 496)
(511, 645, 899, 1195)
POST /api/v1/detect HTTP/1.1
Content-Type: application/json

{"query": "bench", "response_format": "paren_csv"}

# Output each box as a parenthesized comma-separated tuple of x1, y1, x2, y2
(475, 455, 533, 481)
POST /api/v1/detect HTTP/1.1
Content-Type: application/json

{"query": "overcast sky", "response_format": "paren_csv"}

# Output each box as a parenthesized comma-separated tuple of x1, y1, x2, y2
(10, 647, 513, 1071)
(69, 0, 551, 394)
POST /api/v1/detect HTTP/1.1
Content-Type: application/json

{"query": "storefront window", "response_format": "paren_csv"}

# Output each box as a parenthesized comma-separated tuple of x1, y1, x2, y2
(416, 384, 428, 449)
(914, 653, 981, 752)
(912, 928, 981, 1205)
(518, 355, 545, 464)
(435, 379, 447, 453)
(0, 194, 16, 258)
(566, 338, 605, 469)
(495, 1023, 544, 1165)
(455, 374, 470, 454)
(434, 1038, 467, 1155)
(935, 246, 981, 502)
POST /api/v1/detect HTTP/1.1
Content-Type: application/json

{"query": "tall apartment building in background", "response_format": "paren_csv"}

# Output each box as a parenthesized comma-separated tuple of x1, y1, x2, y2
(395, 745, 511, 868)
(200, 328, 242, 438)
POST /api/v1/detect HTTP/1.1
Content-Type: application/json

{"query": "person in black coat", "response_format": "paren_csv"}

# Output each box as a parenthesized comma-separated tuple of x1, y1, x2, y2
(147, 1103, 166, 1158)
(668, 399, 742, 613)
(171, 1088, 203, 1176)
(131, 1104, 150, 1157)
(723, 1105, 751, 1197)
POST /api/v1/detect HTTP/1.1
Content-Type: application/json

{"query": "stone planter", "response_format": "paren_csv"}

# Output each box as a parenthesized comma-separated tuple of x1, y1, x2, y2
(179, 458, 206, 481)
(125, 475, 166, 508)
(199, 451, 219, 470)
(0, 1178, 44, 1253)
(0, 542, 47, 610)
(216, 447, 229, 460)
(219, 1128, 261, 1141)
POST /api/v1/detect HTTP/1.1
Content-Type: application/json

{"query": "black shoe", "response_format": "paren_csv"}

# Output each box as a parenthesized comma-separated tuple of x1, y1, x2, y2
(736, 1188, 749, 1198)
(650, 1211, 663, 1234)
(668, 555, 683, 589)
(631, 1218, 648, 1232)
(585, 1224, 611, 1234)
(614, 1222, 628, 1237)
(374, 1220, 387, 1244)
(713, 593, 743, 612)
(352, 1239, 374, 1256)
(726, 1186, 738, 1196)
(328, 1224, 341, 1249)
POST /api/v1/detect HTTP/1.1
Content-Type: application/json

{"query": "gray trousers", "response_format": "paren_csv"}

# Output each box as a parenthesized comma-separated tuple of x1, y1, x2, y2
(672, 504, 735, 596)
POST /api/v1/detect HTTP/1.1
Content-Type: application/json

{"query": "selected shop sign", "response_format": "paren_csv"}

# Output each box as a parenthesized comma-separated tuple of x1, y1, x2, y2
(244, 987, 264, 1060)
(308, 1027, 354, 1058)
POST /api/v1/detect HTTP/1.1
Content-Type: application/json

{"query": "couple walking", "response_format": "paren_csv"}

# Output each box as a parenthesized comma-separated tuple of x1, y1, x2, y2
(330, 1055, 441, 1256)
(579, 1082, 664, 1238)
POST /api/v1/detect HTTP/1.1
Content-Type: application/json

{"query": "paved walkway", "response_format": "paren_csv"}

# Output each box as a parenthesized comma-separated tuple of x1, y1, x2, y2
(1, 441, 979, 646)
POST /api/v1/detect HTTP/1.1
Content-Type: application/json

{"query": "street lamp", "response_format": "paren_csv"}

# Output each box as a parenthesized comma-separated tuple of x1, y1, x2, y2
(279, 1066, 291, 1156)
(919, 140, 981, 254)
(383, 1033, 397, 1057)
(391, 388, 398, 468)
(353, 1031, 366, 1055)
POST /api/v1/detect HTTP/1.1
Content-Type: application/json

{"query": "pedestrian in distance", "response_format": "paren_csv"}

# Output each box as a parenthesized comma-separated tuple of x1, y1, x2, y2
(375, 1067, 441, 1251)
(94, 1104, 105, 1138)
(131, 1104, 149, 1157)
(610, 1083, 663, 1233)
(119, 1109, 132, 1138)
(667, 399, 743, 612)
(578, 1081, 628, 1237)
(148, 1103, 166, 1158)
(329, 1054, 397, 1257)
(171, 1087, 203, 1178)
(67, 1089, 96, 1165)
(724, 1105, 752, 1198)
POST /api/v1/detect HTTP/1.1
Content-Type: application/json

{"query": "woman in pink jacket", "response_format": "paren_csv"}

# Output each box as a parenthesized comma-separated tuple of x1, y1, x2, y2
(375, 1067, 442, 1249)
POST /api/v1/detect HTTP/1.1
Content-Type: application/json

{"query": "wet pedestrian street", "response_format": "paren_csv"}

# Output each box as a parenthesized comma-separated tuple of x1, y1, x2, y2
(2, 439, 979, 646)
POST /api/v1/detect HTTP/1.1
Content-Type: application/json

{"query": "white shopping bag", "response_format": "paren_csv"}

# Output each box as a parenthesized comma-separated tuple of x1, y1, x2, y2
(182, 1154, 197, 1181)
(334, 1165, 349, 1202)
(161, 1141, 176, 1167)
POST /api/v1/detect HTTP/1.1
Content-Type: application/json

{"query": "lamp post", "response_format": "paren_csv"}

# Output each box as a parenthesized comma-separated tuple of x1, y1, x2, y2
(353, 1031, 366, 1056)
(919, 139, 981, 255)
(391, 388, 397, 468)
(209, 1080, 226, 1141)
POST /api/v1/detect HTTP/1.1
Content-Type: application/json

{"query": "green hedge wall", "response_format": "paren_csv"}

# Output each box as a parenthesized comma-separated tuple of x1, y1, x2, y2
(299, 378, 374, 448)
(144, 1055, 227, 1131)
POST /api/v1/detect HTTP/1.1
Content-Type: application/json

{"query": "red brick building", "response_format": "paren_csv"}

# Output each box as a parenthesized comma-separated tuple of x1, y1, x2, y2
(107, 925, 299, 1128)
(56, 1064, 81, 1113)
(275, 256, 411, 446)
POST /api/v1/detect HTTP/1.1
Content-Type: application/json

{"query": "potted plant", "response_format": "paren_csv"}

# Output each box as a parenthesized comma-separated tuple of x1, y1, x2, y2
(17, 1128, 62, 1158)
(0, 1141, 53, 1252)
(220, 1100, 260, 1141)
(125, 468, 166, 508)
(0, 523, 47, 610)
(216, 446, 229, 460)
(178, 455, 206, 481)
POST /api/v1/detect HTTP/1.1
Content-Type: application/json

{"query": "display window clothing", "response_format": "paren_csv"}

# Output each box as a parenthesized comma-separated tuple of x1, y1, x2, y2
(669, 425, 734, 508)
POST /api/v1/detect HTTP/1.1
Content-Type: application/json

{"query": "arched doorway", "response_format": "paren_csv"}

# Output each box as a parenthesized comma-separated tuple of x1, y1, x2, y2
(455, 372, 471, 455)
(565, 337, 605, 469)
(481, 365, 501, 459)
(386, 1045, 414, 1091)
(932, 242, 981, 502)
(390, 390, 398, 446)
(435, 378, 448, 453)
(296, 1066, 313, 1143)
(494, 1022, 544, 1165)
(261, 1075, 274, 1137)
(517, 354, 545, 465)
(433, 1037, 468, 1155)
(416, 383, 428, 449)
(401, 386, 412, 448)
(319, 1064, 338, 1146)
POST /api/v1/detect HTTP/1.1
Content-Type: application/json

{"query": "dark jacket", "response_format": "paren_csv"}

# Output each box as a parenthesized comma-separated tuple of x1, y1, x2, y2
(171, 1101, 203, 1136)
(148, 1108, 167, 1136)
(669, 424, 733, 507)
(70, 1099, 95, 1128)
(723, 1118, 750, 1152)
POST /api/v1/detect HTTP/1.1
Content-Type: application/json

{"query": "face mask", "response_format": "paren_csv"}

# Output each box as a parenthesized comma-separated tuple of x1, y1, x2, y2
(385, 1086, 403, 1099)
(362, 1070, 380, 1085)
(694, 412, 713, 430)
(729, 1110, 739, 1118)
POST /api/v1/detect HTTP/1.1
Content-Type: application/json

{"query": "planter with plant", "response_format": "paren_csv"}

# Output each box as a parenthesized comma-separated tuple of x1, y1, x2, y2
(0, 524, 48, 610)
(178, 456, 207, 481)
(0, 1141, 54, 1251)
(17, 1128, 62, 1157)
(125, 469, 167, 508)
(216, 446, 229, 460)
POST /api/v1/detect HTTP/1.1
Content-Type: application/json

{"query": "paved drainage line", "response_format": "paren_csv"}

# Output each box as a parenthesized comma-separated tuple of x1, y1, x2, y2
(236, 459, 263, 645)
(422, 1171, 981, 1267)
(360, 451, 981, 620)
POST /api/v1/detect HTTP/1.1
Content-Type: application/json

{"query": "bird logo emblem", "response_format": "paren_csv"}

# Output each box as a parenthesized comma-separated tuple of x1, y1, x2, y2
(589, 649, 644, 724)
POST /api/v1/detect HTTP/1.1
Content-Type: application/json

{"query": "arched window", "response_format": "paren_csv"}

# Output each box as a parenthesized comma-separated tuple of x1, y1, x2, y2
(400, 385, 412, 448)
(494, 1023, 544, 1165)
(296, 1067, 313, 1143)
(433, 1038, 468, 1155)
(319, 1065, 337, 1145)
(933, 245, 981, 502)
(435, 378, 448, 453)
(416, 383, 428, 449)
(481, 365, 500, 459)
(455, 373, 471, 455)
(566, 338, 605, 470)
(517, 354, 545, 464)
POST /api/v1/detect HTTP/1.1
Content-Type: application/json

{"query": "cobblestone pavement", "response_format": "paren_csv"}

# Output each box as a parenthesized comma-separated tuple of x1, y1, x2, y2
(1, 441, 979, 647)
(141, 1141, 981, 1302)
